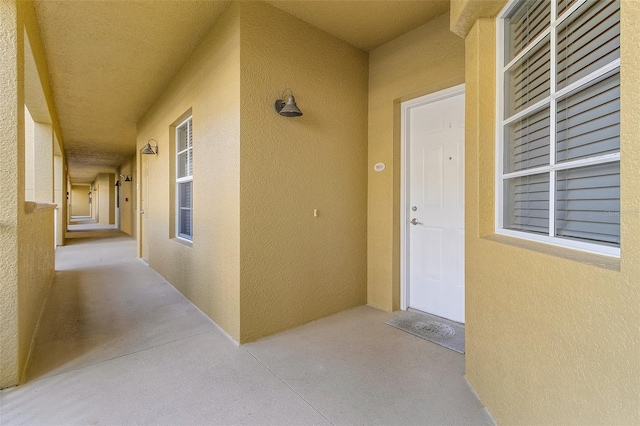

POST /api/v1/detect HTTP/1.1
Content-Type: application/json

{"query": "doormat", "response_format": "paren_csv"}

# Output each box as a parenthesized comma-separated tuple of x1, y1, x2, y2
(386, 310, 465, 354)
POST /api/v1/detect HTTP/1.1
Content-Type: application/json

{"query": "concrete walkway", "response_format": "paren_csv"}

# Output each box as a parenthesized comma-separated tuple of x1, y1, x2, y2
(0, 225, 491, 425)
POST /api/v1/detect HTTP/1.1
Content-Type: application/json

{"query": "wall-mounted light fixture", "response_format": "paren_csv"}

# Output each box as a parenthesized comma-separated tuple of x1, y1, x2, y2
(114, 180, 121, 187)
(119, 173, 132, 182)
(141, 139, 158, 155)
(274, 88, 303, 117)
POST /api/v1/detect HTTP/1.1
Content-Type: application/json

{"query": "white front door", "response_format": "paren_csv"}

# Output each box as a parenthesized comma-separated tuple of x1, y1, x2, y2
(405, 87, 465, 323)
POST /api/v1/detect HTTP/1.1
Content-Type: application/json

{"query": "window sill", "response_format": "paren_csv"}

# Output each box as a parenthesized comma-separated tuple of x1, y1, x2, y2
(172, 237, 193, 248)
(481, 234, 620, 272)
(25, 201, 57, 214)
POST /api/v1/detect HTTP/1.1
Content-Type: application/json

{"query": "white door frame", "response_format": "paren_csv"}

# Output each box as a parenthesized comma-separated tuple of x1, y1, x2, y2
(400, 83, 465, 310)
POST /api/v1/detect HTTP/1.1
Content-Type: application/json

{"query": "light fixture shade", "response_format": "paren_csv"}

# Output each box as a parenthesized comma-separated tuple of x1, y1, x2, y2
(141, 142, 157, 155)
(114, 181, 121, 187)
(124, 176, 132, 182)
(279, 95, 303, 117)
(274, 89, 303, 117)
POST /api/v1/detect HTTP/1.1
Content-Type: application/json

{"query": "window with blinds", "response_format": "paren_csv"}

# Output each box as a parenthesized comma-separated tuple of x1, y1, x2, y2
(176, 117, 193, 241)
(497, 0, 620, 256)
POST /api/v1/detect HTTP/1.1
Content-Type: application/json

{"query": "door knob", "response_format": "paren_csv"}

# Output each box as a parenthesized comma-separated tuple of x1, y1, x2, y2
(410, 218, 419, 225)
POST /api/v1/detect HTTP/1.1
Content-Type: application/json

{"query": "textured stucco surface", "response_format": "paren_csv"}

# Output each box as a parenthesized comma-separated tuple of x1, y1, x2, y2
(463, 3, 640, 423)
(137, 2, 241, 341)
(367, 13, 465, 311)
(70, 185, 89, 217)
(54, 154, 64, 245)
(90, 180, 98, 222)
(265, 0, 448, 51)
(17, 205, 55, 382)
(238, 1, 368, 343)
(96, 173, 115, 225)
(117, 156, 135, 236)
(0, 0, 22, 389)
(33, 121, 53, 202)
(24, 106, 35, 201)
(138, 1, 368, 343)
(33, 0, 229, 183)
(449, 0, 503, 38)
(1, 0, 59, 389)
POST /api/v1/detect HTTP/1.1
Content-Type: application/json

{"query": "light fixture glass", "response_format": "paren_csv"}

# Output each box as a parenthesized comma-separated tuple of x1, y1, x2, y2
(274, 88, 303, 117)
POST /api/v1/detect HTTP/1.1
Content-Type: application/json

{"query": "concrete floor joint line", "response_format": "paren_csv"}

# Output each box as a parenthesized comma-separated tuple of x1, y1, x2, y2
(244, 347, 337, 426)
(28, 330, 217, 386)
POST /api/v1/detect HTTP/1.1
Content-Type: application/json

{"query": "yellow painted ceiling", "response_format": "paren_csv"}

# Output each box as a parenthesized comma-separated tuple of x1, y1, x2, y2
(265, 1, 449, 51)
(34, 1, 449, 182)
(34, 0, 229, 183)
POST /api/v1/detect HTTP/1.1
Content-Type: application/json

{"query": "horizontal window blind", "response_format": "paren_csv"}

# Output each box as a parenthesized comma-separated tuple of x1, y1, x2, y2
(498, 0, 621, 255)
(556, 70, 620, 162)
(557, 0, 620, 90)
(178, 181, 193, 239)
(505, 107, 550, 172)
(188, 120, 193, 176)
(556, 162, 620, 245)
(177, 119, 193, 179)
(557, 0, 578, 17)
(504, 173, 550, 234)
(506, 37, 550, 116)
(506, 0, 551, 62)
(176, 117, 193, 241)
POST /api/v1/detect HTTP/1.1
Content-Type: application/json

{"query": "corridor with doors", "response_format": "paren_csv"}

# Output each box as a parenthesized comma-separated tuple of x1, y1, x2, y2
(2, 0, 638, 423)
(0, 223, 490, 425)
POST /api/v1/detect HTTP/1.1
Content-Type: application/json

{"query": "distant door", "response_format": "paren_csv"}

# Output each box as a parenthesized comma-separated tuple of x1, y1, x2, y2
(404, 86, 465, 323)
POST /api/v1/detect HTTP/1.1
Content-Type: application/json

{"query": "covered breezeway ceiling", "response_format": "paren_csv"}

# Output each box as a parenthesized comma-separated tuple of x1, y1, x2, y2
(34, 1, 449, 183)
(265, 0, 449, 51)
(34, 0, 230, 183)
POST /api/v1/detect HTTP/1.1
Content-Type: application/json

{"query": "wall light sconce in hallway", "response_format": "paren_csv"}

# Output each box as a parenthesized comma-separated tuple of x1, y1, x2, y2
(141, 139, 158, 155)
(274, 88, 303, 117)
(114, 181, 121, 187)
(119, 174, 132, 182)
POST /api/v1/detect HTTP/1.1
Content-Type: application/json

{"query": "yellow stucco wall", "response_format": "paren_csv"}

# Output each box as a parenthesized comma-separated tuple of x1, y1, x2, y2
(70, 185, 90, 216)
(449, 0, 503, 38)
(54, 155, 64, 246)
(367, 13, 465, 311)
(1, 0, 61, 389)
(95, 173, 114, 225)
(17, 205, 55, 383)
(90, 180, 98, 221)
(137, 1, 368, 343)
(137, 2, 241, 341)
(0, 0, 22, 389)
(462, 3, 640, 424)
(117, 156, 135, 236)
(238, 1, 368, 343)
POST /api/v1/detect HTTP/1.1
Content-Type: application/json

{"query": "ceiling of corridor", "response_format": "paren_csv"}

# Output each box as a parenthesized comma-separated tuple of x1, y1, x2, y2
(34, 0, 449, 183)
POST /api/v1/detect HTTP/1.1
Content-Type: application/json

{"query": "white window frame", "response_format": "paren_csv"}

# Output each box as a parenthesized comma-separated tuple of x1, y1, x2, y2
(176, 116, 193, 241)
(495, 0, 620, 258)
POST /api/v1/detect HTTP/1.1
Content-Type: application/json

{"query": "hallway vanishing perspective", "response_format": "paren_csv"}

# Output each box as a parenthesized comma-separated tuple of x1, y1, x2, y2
(0, 226, 490, 425)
